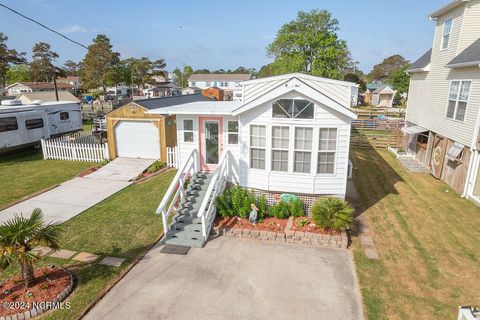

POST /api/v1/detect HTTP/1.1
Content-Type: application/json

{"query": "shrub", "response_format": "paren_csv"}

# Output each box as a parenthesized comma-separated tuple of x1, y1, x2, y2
(231, 186, 256, 218)
(257, 195, 268, 221)
(215, 188, 233, 218)
(311, 197, 354, 230)
(146, 161, 166, 174)
(288, 198, 304, 217)
(269, 200, 290, 219)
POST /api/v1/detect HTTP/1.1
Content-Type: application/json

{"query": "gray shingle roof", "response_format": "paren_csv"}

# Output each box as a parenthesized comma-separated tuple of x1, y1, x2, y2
(407, 49, 432, 72)
(187, 73, 251, 82)
(447, 38, 480, 68)
(134, 93, 211, 110)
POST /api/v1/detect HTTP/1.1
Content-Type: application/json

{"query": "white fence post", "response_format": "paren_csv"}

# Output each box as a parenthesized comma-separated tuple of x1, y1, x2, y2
(41, 133, 108, 162)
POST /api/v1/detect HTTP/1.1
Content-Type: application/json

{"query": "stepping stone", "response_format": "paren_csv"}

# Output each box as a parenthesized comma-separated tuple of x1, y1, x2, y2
(49, 249, 77, 259)
(364, 247, 380, 259)
(360, 236, 374, 246)
(73, 252, 100, 263)
(99, 256, 126, 267)
(32, 246, 52, 257)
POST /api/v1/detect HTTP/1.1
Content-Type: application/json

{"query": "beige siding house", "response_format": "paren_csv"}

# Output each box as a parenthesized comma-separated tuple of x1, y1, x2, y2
(405, 0, 480, 202)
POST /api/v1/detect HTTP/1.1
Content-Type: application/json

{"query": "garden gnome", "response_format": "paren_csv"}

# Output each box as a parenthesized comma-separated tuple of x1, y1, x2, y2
(249, 203, 259, 225)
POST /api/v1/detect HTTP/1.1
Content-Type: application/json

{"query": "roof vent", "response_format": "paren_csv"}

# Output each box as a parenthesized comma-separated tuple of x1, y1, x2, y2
(31, 100, 43, 105)
(1, 99, 23, 106)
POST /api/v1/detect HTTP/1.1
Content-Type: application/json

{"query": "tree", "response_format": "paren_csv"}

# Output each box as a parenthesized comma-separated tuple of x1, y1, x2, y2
(344, 72, 366, 92)
(81, 34, 120, 94)
(369, 55, 409, 82)
(0, 33, 27, 87)
(125, 57, 166, 89)
(389, 64, 411, 95)
(173, 65, 193, 88)
(63, 60, 80, 76)
(0, 209, 62, 288)
(30, 42, 59, 82)
(5, 64, 31, 84)
(266, 9, 349, 79)
(192, 68, 210, 74)
(256, 63, 276, 78)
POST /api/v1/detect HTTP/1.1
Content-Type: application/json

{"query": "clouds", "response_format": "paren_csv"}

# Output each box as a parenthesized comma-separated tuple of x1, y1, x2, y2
(60, 24, 92, 34)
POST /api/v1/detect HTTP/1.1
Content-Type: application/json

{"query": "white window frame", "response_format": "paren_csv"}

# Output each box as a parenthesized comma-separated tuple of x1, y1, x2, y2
(317, 127, 338, 175)
(271, 126, 290, 172)
(441, 18, 452, 50)
(446, 80, 471, 122)
(293, 127, 313, 174)
(227, 120, 239, 145)
(249, 124, 266, 170)
(190, 81, 196, 87)
(183, 119, 195, 143)
(271, 99, 315, 120)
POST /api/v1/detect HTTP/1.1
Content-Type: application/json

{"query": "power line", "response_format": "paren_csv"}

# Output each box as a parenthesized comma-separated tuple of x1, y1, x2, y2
(0, 3, 88, 50)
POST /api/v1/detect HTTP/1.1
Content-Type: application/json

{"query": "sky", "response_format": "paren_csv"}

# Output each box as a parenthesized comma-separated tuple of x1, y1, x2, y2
(0, 0, 449, 74)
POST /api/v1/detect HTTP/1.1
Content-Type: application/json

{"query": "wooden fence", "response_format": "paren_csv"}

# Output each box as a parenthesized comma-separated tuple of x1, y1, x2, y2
(166, 147, 178, 168)
(351, 118, 404, 149)
(41, 134, 108, 162)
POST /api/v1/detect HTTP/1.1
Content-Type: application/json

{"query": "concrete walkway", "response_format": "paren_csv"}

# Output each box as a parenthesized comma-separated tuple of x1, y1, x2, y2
(85, 237, 364, 320)
(0, 158, 154, 224)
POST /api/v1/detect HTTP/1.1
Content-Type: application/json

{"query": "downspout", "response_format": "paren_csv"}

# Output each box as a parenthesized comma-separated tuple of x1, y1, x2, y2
(462, 97, 480, 197)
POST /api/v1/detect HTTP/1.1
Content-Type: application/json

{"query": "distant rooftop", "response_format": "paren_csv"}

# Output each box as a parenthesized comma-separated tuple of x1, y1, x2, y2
(187, 73, 252, 82)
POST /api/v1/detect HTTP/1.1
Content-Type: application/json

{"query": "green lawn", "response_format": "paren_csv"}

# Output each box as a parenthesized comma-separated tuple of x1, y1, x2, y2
(350, 149, 480, 319)
(0, 149, 96, 207)
(0, 170, 175, 320)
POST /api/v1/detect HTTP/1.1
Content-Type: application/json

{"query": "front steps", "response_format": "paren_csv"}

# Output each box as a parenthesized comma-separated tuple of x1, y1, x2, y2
(165, 172, 214, 248)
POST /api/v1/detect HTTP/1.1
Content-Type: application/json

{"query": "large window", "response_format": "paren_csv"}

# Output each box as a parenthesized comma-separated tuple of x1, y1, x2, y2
(0, 117, 18, 132)
(317, 128, 337, 174)
(183, 119, 194, 142)
(271, 126, 289, 171)
(272, 99, 314, 119)
(447, 81, 471, 121)
(250, 125, 266, 169)
(294, 127, 313, 173)
(441, 18, 452, 50)
(25, 118, 44, 130)
(227, 120, 238, 144)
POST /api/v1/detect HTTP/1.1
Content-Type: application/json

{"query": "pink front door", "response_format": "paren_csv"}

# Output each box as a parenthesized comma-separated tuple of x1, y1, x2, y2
(199, 116, 223, 172)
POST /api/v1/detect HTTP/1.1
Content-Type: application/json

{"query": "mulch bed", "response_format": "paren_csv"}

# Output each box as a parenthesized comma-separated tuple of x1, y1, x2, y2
(78, 166, 98, 177)
(0, 267, 71, 316)
(290, 217, 339, 235)
(215, 216, 288, 232)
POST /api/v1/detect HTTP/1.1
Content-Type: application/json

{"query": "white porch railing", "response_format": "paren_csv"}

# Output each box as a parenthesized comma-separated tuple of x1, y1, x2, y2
(41, 135, 108, 162)
(197, 150, 230, 241)
(166, 146, 178, 168)
(156, 149, 200, 233)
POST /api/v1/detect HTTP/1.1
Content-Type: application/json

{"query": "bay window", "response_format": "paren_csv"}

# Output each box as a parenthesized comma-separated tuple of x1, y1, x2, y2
(271, 126, 289, 171)
(318, 128, 337, 174)
(250, 125, 266, 169)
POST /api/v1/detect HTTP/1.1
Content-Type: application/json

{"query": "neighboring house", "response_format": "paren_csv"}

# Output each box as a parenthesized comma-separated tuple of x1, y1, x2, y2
(405, 0, 480, 202)
(5, 82, 74, 96)
(371, 85, 397, 108)
(56, 76, 81, 91)
(181, 87, 202, 95)
(142, 82, 179, 98)
(106, 93, 210, 160)
(15, 91, 80, 104)
(363, 83, 393, 106)
(187, 73, 252, 99)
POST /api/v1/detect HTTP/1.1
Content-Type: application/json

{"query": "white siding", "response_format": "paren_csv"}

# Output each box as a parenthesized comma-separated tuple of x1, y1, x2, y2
(458, 0, 480, 53)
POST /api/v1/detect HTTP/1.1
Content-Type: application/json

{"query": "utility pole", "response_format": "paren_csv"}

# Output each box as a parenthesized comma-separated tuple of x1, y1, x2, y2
(53, 72, 59, 101)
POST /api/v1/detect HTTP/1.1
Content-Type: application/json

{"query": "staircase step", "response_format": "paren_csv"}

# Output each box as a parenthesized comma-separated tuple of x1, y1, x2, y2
(173, 214, 202, 224)
(165, 236, 204, 248)
(166, 229, 203, 241)
(172, 222, 203, 233)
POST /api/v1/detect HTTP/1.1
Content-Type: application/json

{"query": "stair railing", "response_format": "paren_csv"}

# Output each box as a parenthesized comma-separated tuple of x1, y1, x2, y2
(197, 149, 230, 241)
(156, 149, 199, 233)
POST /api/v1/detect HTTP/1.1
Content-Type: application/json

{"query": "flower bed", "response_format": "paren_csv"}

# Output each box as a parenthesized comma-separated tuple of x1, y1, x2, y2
(290, 217, 338, 235)
(0, 267, 73, 318)
(215, 216, 287, 232)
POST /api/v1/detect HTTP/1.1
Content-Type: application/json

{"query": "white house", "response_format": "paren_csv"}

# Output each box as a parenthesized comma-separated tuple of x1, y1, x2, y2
(5, 82, 74, 96)
(187, 73, 252, 99)
(405, 0, 480, 202)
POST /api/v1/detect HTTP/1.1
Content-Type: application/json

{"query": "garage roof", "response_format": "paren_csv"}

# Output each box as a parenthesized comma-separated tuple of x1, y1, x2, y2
(134, 94, 211, 110)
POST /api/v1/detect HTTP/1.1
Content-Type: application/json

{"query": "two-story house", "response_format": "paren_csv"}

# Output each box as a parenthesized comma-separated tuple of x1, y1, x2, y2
(405, 0, 480, 203)
(187, 73, 252, 100)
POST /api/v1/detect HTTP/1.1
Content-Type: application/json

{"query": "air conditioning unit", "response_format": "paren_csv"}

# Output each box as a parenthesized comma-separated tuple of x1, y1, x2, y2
(1, 99, 23, 106)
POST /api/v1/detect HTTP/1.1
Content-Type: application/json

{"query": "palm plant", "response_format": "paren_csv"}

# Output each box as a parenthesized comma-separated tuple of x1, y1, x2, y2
(0, 209, 62, 288)
(311, 197, 354, 230)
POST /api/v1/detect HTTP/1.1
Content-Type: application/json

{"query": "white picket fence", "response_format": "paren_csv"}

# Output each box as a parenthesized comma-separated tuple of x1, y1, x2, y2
(41, 135, 109, 162)
(166, 147, 178, 168)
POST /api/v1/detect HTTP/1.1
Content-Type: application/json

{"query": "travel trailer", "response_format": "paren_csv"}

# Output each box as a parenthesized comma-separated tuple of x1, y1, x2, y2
(0, 100, 82, 152)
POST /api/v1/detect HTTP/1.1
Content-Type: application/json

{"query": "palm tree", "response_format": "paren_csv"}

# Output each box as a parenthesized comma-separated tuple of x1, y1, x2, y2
(0, 209, 62, 288)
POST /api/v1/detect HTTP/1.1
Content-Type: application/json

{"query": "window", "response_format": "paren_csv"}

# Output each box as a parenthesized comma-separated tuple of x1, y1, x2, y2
(272, 99, 314, 119)
(441, 18, 452, 49)
(227, 121, 238, 144)
(183, 119, 194, 142)
(271, 126, 289, 171)
(25, 118, 44, 130)
(446, 81, 471, 121)
(0, 117, 18, 132)
(318, 128, 337, 174)
(60, 112, 69, 120)
(250, 125, 266, 169)
(294, 127, 313, 173)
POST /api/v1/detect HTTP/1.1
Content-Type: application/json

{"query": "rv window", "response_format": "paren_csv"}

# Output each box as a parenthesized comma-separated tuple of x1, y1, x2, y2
(0, 117, 18, 132)
(60, 112, 69, 120)
(25, 118, 44, 130)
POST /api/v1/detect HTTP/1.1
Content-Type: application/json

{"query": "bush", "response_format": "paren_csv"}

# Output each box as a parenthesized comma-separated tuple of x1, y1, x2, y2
(311, 197, 354, 230)
(146, 161, 166, 174)
(231, 186, 256, 218)
(257, 195, 268, 221)
(288, 198, 304, 217)
(269, 200, 290, 219)
(215, 189, 233, 218)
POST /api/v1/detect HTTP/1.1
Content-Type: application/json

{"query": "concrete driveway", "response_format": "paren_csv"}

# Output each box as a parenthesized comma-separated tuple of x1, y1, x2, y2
(0, 158, 154, 224)
(85, 237, 364, 320)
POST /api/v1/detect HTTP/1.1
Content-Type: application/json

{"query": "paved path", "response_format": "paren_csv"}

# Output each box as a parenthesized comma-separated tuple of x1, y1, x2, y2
(0, 158, 154, 224)
(85, 237, 364, 320)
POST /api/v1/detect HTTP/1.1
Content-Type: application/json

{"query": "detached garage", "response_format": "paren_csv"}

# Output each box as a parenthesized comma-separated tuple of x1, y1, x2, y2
(106, 94, 209, 161)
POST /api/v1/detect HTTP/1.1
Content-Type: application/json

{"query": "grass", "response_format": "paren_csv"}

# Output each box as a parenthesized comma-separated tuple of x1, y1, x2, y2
(0, 149, 96, 207)
(0, 170, 176, 320)
(350, 149, 480, 319)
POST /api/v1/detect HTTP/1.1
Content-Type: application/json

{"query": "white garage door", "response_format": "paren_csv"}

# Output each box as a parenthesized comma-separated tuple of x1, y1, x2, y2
(115, 121, 160, 159)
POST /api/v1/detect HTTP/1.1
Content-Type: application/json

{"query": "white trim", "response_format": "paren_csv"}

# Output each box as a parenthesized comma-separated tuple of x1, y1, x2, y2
(241, 72, 359, 88)
(317, 127, 339, 176)
(445, 80, 472, 122)
(182, 118, 195, 144)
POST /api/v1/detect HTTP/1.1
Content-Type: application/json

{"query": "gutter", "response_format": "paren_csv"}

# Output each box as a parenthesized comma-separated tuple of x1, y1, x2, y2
(446, 61, 480, 69)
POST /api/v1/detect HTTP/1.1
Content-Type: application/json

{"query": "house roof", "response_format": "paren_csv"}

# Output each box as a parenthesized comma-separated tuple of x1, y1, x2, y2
(407, 49, 432, 73)
(187, 73, 252, 82)
(447, 38, 480, 68)
(373, 85, 395, 94)
(133, 93, 211, 110)
(150, 101, 242, 115)
(16, 91, 80, 103)
(57, 76, 80, 81)
(242, 72, 358, 88)
(430, 0, 469, 19)
(366, 83, 385, 91)
(181, 86, 202, 91)
(6, 82, 73, 90)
